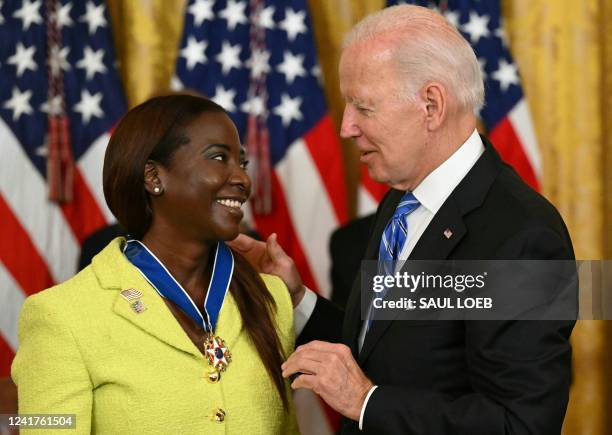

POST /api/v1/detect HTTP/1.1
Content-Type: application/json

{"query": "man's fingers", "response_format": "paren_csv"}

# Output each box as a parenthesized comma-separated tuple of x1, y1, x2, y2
(266, 233, 287, 262)
(282, 355, 322, 378)
(227, 233, 255, 252)
(296, 341, 353, 359)
(291, 373, 317, 391)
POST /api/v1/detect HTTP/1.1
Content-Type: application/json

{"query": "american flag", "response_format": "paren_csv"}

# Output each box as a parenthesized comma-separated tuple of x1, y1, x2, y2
(359, 0, 542, 214)
(0, 0, 126, 376)
(174, 0, 348, 297)
(174, 1, 347, 432)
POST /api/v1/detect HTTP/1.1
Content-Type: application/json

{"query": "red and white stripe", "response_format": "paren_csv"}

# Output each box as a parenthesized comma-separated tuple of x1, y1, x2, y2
(489, 99, 542, 190)
(0, 117, 111, 376)
(254, 115, 347, 298)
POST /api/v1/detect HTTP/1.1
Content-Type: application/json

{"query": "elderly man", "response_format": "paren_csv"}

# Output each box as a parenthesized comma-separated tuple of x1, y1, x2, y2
(234, 5, 575, 434)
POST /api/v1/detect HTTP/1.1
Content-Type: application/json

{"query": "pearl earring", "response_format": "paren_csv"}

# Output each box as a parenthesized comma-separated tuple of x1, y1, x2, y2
(153, 186, 161, 194)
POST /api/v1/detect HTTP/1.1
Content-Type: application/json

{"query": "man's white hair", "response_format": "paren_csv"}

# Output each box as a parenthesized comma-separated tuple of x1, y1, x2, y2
(343, 5, 484, 112)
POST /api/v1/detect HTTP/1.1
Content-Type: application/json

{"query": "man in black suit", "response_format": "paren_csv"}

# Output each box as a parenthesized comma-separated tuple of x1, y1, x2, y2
(232, 5, 575, 434)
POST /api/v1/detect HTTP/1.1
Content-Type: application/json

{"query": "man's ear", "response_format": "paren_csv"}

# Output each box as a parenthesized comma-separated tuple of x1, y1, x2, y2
(421, 82, 447, 131)
(144, 160, 164, 195)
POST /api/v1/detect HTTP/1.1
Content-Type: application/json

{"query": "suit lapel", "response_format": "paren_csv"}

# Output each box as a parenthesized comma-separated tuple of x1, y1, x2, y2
(358, 198, 467, 364)
(354, 138, 502, 364)
(343, 190, 403, 357)
(93, 238, 204, 358)
(111, 289, 202, 357)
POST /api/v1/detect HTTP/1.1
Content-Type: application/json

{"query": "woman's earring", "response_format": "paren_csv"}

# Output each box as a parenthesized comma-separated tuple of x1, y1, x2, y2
(153, 186, 162, 194)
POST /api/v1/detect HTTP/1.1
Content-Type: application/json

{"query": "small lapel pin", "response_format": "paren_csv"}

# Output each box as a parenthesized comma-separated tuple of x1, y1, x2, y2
(130, 299, 147, 314)
(121, 288, 143, 302)
(443, 228, 453, 239)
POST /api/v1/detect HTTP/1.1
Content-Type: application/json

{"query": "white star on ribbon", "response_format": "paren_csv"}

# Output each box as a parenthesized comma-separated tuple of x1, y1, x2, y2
(273, 93, 303, 126)
(0, 1, 4, 25)
(240, 95, 265, 117)
(280, 8, 306, 42)
(49, 46, 70, 77)
(3, 87, 33, 121)
(219, 0, 247, 31)
(216, 41, 242, 75)
(257, 5, 275, 30)
(181, 36, 207, 70)
(13, 0, 43, 31)
(79, 1, 107, 35)
(188, 0, 214, 27)
(73, 89, 104, 124)
(492, 59, 519, 92)
(277, 51, 306, 84)
(462, 12, 490, 44)
(7, 43, 37, 77)
(212, 85, 237, 113)
(246, 49, 270, 79)
(77, 46, 107, 80)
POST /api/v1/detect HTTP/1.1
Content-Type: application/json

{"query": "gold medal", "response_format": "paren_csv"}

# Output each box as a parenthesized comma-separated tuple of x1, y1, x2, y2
(204, 334, 231, 372)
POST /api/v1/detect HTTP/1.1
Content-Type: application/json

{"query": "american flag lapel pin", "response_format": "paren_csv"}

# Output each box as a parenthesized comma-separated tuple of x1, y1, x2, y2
(121, 289, 146, 313)
(443, 228, 453, 239)
(121, 288, 143, 302)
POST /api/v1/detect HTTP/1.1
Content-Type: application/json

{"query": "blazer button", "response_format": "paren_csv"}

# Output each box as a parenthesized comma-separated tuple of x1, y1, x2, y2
(212, 408, 226, 423)
(206, 370, 220, 383)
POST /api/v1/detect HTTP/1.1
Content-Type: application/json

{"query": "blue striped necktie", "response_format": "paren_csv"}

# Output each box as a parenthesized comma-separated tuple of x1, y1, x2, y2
(366, 192, 420, 331)
(379, 192, 421, 267)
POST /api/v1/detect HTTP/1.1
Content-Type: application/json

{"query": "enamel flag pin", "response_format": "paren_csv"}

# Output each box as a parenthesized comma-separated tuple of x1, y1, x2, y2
(121, 288, 143, 301)
(443, 228, 453, 239)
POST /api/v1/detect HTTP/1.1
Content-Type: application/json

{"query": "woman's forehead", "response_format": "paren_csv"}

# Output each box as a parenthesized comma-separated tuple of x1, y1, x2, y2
(184, 111, 240, 144)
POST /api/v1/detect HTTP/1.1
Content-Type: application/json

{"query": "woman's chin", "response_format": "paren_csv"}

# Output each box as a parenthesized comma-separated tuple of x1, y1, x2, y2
(217, 226, 241, 242)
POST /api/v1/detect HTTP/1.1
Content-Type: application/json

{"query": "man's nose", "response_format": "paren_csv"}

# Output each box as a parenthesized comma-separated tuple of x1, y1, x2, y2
(340, 105, 361, 139)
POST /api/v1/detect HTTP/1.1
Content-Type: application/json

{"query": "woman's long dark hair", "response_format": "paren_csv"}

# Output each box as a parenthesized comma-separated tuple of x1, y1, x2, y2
(103, 94, 288, 408)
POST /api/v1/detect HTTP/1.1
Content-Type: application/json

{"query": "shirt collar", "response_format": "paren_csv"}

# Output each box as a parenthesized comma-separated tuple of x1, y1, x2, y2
(412, 129, 484, 214)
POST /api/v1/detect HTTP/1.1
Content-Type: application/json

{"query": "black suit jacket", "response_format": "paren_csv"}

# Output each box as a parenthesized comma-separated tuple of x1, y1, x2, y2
(299, 138, 576, 435)
(329, 214, 376, 309)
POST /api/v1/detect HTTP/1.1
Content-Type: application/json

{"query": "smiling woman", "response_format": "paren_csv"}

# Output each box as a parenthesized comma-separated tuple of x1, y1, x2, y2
(11, 94, 298, 434)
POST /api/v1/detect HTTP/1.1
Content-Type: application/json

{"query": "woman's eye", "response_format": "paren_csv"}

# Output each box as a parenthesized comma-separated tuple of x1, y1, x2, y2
(240, 160, 250, 170)
(211, 154, 226, 162)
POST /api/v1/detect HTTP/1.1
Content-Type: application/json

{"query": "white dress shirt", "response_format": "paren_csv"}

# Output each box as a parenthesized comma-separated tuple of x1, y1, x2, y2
(294, 129, 485, 430)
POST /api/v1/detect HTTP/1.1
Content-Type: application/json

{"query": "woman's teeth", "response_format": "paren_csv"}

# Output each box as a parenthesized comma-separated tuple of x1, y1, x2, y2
(216, 199, 242, 208)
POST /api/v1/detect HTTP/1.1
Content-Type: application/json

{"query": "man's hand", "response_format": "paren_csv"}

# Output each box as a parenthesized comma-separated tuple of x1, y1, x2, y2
(281, 341, 374, 421)
(229, 233, 305, 306)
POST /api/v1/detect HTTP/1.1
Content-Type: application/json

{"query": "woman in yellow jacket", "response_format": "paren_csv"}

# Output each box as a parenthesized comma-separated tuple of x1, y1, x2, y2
(12, 94, 299, 434)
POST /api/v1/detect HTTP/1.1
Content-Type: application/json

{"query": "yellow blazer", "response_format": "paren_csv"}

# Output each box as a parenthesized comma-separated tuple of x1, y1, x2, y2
(12, 238, 298, 434)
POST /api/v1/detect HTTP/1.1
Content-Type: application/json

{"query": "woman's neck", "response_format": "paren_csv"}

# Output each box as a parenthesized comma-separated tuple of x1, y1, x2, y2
(140, 230, 214, 308)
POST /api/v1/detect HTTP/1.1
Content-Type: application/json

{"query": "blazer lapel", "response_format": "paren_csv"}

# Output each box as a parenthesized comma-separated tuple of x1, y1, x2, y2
(356, 138, 502, 364)
(93, 238, 203, 358)
(343, 190, 403, 357)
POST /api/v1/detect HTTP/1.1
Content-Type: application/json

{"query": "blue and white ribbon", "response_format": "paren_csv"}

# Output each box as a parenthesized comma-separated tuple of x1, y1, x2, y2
(123, 239, 234, 333)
